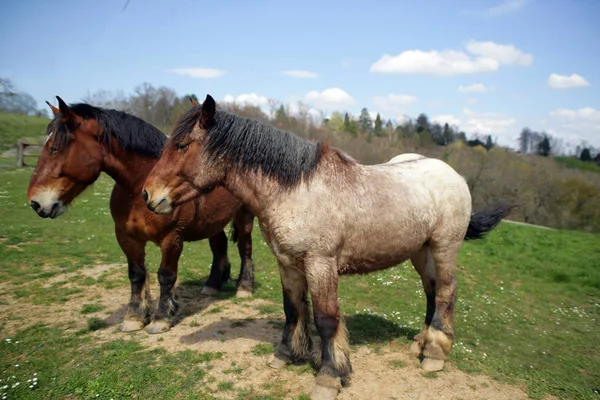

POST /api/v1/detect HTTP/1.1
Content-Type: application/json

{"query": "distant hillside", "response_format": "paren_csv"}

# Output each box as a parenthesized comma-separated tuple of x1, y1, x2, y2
(554, 156, 600, 174)
(0, 112, 50, 151)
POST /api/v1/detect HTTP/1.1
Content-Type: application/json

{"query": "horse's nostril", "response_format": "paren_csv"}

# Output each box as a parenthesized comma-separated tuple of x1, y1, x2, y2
(30, 200, 41, 211)
(142, 189, 149, 202)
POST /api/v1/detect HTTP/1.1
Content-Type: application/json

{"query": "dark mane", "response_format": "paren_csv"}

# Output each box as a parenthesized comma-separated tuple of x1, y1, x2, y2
(171, 107, 326, 188)
(49, 103, 166, 158)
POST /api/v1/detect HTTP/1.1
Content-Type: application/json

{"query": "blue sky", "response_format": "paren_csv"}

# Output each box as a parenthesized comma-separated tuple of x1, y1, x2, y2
(1, 0, 599, 149)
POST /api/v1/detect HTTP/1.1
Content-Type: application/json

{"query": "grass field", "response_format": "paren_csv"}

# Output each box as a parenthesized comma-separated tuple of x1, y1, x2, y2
(0, 113, 49, 151)
(1, 166, 599, 399)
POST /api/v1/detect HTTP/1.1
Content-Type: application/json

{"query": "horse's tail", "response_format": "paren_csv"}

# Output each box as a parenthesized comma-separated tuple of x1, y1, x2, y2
(464, 203, 516, 240)
(229, 222, 239, 243)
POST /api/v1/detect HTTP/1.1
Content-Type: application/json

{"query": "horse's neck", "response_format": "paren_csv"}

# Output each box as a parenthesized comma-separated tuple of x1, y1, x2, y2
(102, 148, 155, 193)
(224, 170, 278, 219)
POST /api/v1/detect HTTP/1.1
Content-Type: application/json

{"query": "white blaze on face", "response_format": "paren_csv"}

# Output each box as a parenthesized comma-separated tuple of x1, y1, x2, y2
(45, 131, 54, 144)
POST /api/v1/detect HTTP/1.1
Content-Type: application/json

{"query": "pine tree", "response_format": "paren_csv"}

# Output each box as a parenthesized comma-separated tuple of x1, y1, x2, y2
(374, 113, 384, 136)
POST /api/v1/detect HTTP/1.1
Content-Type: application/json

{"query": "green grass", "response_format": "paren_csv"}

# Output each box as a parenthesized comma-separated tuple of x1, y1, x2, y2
(1, 166, 600, 399)
(252, 343, 274, 357)
(555, 156, 600, 173)
(0, 112, 49, 151)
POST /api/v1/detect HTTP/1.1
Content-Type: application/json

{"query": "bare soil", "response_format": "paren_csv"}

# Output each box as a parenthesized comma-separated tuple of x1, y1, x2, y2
(1, 265, 534, 400)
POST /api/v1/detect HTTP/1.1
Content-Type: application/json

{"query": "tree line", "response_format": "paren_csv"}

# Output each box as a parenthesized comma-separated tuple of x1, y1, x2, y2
(2, 78, 599, 232)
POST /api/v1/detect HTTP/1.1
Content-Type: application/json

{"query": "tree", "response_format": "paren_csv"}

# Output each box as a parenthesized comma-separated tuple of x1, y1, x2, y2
(537, 134, 551, 157)
(485, 135, 493, 151)
(442, 123, 454, 146)
(580, 148, 593, 162)
(374, 113, 384, 136)
(416, 113, 429, 133)
(0, 78, 38, 115)
(518, 127, 532, 154)
(358, 108, 373, 135)
(326, 111, 344, 131)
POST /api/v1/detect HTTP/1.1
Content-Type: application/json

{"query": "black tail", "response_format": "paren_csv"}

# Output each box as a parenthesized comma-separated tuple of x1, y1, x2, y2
(228, 222, 239, 243)
(465, 203, 516, 240)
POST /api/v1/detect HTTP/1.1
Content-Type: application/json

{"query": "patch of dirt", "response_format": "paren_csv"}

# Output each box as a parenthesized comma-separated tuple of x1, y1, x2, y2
(2, 276, 533, 400)
(43, 263, 123, 287)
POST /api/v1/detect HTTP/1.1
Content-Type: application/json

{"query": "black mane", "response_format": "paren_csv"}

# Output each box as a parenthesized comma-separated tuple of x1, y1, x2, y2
(171, 107, 324, 188)
(49, 103, 166, 158)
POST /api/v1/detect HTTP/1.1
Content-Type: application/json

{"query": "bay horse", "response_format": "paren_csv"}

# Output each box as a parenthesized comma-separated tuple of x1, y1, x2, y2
(142, 95, 513, 399)
(27, 96, 256, 335)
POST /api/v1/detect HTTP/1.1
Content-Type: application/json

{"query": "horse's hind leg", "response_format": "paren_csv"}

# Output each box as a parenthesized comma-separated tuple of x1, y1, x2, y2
(419, 241, 460, 372)
(146, 234, 184, 334)
(409, 245, 436, 356)
(306, 258, 351, 400)
(233, 207, 255, 298)
(116, 230, 151, 332)
(268, 262, 311, 369)
(201, 230, 231, 295)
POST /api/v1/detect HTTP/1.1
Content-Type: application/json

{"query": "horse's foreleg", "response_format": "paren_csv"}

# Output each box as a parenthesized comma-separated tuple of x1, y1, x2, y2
(146, 234, 183, 334)
(307, 258, 351, 400)
(233, 207, 255, 298)
(116, 231, 151, 332)
(201, 230, 231, 295)
(409, 245, 436, 356)
(420, 243, 459, 372)
(268, 263, 311, 369)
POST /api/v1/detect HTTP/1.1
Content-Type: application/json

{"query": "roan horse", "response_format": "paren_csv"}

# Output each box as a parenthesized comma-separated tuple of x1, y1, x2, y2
(142, 95, 513, 399)
(27, 96, 256, 334)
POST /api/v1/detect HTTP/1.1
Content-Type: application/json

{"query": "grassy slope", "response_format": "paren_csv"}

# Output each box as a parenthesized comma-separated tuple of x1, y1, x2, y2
(555, 156, 600, 174)
(0, 167, 599, 399)
(0, 113, 50, 151)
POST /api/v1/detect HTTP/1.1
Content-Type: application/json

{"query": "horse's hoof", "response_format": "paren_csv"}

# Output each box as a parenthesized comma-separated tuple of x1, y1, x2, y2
(235, 289, 253, 298)
(421, 357, 445, 372)
(121, 319, 145, 332)
(267, 355, 288, 369)
(310, 384, 340, 400)
(145, 320, 171, 334)
(409, 340, 423, 356)
(200, 286, 219, 296)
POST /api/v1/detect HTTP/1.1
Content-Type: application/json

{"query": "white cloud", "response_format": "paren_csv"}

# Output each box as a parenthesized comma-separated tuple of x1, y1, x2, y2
(462, 109, 517, 145)
(304, 88, 355, 110)
(430, 109, 517, 146)
(465, 40, 533, 66)
(485, 0, 530, 17)
(432, 114, 462, 126)
(548, 73, 590, 89)
(546, 107, 600, 144)
(222, 93, 269, 108)
(461, 0, 530, 18)
(458, 83, 495, 93)
(372, 94, 418, 115)
(370, 49, 498, 76)
(166, 68, 226, 78)
(370, 40, 532, 76)
(287, 102, 323, 122)
(281, 70, 319, 79)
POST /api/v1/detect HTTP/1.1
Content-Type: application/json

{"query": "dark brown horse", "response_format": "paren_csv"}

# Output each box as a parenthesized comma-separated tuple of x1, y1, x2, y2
(142, 95, 513, 399)
(27, 97, 256, 334)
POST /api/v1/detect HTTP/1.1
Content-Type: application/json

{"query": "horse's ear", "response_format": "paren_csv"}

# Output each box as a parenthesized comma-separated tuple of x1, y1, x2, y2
(189, 96, 199, 107)
(56, 96, 74, 119)
(199, 94, 216, 128)
(45, 100, 59, 116)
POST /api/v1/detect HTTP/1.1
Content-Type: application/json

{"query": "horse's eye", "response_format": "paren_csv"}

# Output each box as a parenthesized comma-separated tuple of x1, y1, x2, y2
(49, 146, 59, 155)
(176, 142, 189, 150)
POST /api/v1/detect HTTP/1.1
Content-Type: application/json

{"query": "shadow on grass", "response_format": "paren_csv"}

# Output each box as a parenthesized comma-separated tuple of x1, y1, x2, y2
(99, 276, 241, 330)
(180, 312, 418, 347)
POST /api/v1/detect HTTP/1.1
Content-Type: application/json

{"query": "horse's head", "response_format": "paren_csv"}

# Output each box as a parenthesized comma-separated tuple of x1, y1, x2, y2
(143, 94, 222, 214)
(27, 97, 104, 218)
